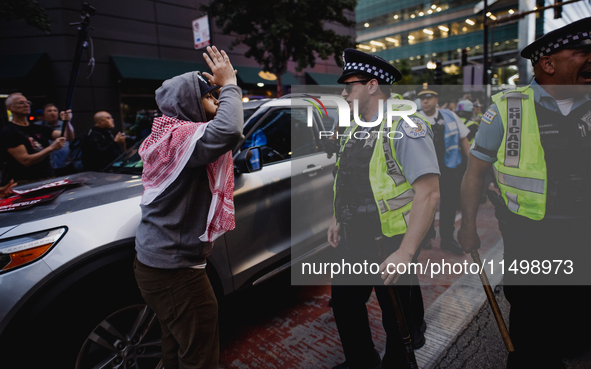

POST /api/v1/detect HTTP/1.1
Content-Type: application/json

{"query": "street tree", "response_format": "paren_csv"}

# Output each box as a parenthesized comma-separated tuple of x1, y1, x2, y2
(202, 0, 356, 97)
(0, 0, 51, 34)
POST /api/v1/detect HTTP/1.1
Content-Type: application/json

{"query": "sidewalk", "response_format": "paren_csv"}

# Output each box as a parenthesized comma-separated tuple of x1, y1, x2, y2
(216, 200, 590, 368)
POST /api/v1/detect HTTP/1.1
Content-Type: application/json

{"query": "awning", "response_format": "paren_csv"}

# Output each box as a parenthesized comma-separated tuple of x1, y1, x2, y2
(306, 72, 342, 85)
(0, 53, 48, 79)
(111, 55, 207, 81)
(234, 65, 299, 85)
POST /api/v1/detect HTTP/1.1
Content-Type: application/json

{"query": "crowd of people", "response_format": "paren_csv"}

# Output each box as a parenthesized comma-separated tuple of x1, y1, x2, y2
(0, 94, 127, 187)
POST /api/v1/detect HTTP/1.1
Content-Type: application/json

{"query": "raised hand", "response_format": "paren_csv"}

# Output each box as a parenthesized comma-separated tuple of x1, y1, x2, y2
(60, 109, 73, 121)
(114, 132, 126, 144)
(202, 46, 237, 87)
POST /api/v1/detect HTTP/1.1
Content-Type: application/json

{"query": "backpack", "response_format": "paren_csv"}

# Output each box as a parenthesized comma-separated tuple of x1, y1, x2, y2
(70, 129, 92, 172)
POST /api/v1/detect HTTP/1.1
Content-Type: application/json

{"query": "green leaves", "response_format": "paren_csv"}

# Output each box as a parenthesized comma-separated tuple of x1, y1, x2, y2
(202, 0, 356, 80)
(0, 0, 51, 34)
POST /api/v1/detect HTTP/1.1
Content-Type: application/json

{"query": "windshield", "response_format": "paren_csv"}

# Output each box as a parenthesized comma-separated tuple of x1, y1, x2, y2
(104, 141, 143, 175)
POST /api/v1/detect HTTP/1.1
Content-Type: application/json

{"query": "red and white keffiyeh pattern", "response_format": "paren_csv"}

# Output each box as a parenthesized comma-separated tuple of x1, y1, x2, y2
(139, 115, 235, 242)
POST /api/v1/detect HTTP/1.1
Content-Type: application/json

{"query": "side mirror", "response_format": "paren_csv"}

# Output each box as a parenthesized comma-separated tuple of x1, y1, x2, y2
(234, 146, 263, 174)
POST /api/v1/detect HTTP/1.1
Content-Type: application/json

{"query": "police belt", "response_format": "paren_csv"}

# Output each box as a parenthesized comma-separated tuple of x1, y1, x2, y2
(338, 199, 381, 241)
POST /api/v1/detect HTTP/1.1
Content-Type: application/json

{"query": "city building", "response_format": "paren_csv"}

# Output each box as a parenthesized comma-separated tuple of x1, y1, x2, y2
(355, 0, 590, 85)
(0, 1, 353, 132)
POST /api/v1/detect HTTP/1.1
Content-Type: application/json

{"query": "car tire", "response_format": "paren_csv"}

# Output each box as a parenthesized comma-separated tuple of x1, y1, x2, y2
(6, 257, 161, 368)
(75, 304, 163, 369)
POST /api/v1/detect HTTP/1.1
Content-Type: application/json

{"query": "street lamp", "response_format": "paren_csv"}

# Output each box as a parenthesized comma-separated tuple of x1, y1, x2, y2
(426, 61, 437, 70)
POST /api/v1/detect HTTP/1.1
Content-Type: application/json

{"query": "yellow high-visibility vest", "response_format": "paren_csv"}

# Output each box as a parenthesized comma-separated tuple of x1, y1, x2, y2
(493, 86, 546, 220)
(334, 112, 431, 236)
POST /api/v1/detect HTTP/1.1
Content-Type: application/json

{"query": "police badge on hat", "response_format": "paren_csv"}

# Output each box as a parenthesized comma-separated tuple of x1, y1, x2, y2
(417, 84, 439, 98)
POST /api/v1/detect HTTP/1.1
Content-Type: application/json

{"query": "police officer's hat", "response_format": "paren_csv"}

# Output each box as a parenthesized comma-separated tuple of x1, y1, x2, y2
(337, 48, 402, 85)
(521, 17, 591, 65)
(417, 84, 438, 98)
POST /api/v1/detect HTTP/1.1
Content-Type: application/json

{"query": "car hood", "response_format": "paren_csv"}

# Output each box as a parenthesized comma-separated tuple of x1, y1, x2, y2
(0, 172, 144, 228)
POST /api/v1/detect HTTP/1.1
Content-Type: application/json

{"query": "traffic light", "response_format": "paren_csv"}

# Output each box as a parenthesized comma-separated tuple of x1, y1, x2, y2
(461, 49, 468, 67)
(434, 61, 443, 85)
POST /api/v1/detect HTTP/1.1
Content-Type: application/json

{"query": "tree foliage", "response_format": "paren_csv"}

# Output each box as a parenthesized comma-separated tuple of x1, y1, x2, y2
(0, 0, 51, 34)
(202, 0, 357, 96)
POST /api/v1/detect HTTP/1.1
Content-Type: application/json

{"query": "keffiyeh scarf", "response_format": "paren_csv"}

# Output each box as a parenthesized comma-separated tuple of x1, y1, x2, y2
(139, 115, 235, 242)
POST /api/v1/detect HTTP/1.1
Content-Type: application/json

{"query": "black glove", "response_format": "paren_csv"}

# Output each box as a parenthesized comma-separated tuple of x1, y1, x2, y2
(323, 138, 340, 159)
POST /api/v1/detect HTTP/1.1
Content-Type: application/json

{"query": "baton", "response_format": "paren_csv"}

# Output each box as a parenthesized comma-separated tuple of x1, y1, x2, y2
(376, 237, 419, 369)
(470, 249, 514, 352)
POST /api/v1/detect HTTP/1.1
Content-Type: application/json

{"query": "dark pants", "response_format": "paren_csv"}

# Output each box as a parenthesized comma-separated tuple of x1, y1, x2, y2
(133, 257, 219, 369)
(437, 166, 461, 241)
(331, 229, 424, 369)
(497, 214, 591, 368)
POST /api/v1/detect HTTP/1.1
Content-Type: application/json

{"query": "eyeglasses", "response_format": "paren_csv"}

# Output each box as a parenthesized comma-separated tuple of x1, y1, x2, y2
(343, 79, 372, 93)
(13, 100, 32, 107)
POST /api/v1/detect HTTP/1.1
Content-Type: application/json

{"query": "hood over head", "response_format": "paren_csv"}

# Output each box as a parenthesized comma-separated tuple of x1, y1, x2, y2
(155, 71, 208, 122)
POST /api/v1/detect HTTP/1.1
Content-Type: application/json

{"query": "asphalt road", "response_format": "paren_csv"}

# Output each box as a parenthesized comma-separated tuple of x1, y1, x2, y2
(434, 284, 591, 369)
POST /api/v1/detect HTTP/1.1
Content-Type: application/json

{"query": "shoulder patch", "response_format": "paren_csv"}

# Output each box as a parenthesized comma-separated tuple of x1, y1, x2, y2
(401, 117, 427, 139)
(481, 108, 497, 125)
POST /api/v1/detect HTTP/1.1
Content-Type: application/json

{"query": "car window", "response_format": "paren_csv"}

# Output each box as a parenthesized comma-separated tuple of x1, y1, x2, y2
(105, 141, 143, 174)
(252, 108, 291, 164)
(291, 108, 318, 158)
(242, 107, 325, 164)
(243, 108, 257, 124)
(322, 108, 338, 131)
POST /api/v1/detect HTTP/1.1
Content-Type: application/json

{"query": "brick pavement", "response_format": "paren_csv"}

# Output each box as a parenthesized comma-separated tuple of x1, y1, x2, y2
(218, 200, 503, 369)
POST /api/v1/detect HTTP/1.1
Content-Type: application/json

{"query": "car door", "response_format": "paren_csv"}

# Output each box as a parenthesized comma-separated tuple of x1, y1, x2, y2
(226, 107, 295, 290)
(226, 105, 337, 290)
(290, 108, 336, 259)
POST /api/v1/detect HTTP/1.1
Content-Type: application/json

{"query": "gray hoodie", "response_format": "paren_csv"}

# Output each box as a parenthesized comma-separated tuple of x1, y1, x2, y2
(135, 71, 243, 269)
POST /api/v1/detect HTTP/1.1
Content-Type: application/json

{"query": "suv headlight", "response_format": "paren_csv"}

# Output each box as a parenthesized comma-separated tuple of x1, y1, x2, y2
(0, 227, 67, 273)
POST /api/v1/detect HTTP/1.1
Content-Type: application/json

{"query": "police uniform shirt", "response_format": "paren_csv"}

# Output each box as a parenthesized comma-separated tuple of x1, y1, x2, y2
(393, 111, 440, 184)
(339, 98, 439, 186)
(336, 98, 440, 237)
(471, 79, 591, 162)
(419, 107, 469, 168)
(471, 79, 591, 217)
(419, 107, 470, 140)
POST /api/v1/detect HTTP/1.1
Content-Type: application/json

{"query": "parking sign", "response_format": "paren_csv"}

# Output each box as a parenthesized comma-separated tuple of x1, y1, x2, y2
(192, 15, 211, 50)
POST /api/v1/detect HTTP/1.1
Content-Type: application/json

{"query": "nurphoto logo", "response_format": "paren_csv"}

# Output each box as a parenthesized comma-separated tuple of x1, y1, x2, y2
(261, 95, 419, 140)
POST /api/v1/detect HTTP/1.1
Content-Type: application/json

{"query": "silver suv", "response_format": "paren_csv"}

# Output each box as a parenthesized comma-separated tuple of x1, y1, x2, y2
(0, 96, 338, 368)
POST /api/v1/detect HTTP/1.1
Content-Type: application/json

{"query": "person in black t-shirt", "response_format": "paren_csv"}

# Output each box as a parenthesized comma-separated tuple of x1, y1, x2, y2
(0, 93, 74, 185)
(81, 111, 125, 171)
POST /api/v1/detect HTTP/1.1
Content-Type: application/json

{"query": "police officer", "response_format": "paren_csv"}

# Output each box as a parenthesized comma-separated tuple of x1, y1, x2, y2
(458, 17, 591, 368)
(328, 49, 440, 369)
(418, 86, 471, 254)
(456, 99, 480, 144)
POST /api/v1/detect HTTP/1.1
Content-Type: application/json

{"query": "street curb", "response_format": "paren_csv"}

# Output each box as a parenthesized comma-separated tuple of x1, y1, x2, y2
(414, 239, 505, 368)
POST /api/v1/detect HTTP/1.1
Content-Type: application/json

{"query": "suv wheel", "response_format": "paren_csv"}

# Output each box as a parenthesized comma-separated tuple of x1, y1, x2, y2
(75, 304, 162, 369)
